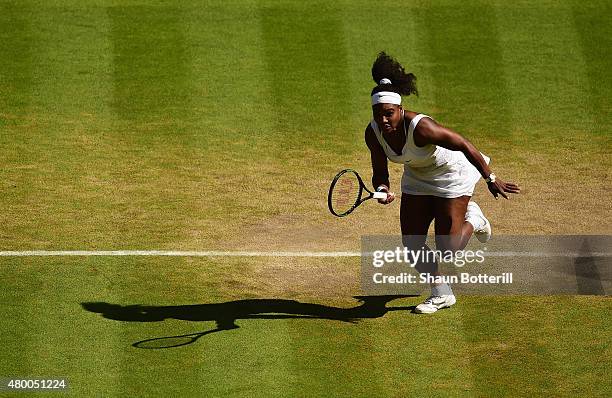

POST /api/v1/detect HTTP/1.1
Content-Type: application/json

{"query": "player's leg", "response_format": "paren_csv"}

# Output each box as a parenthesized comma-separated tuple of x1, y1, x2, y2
(415, 196, 491, 314)
(400, 194, 452, 314)
(433, 195, 472, 252)
(400, 193, 434, 250)
(400, 193, 437, 280)
(400, 194, 434, 231)
(434, 196, 492, 248)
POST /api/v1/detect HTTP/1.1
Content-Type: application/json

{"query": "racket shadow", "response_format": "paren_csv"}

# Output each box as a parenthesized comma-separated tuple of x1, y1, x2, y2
(132, 328, 227, 349)
(82, 295, 418, 349)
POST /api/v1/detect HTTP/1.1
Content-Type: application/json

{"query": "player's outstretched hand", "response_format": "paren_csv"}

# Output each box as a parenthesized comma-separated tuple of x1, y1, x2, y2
(487, 178, 520, 199)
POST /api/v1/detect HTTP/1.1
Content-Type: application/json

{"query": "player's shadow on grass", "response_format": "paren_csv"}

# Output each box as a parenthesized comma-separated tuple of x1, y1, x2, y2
(82, 296, 417, 348)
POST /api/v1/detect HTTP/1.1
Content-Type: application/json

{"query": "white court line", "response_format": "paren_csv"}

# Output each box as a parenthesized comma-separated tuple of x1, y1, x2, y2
(0, 251, 609, 257)
(484, 252, 610, 257)
(0, 250, 361, 257)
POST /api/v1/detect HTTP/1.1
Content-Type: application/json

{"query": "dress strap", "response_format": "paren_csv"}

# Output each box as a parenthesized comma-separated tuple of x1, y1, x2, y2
(408, 114, 431, 136)
(369, 120, 386, 148)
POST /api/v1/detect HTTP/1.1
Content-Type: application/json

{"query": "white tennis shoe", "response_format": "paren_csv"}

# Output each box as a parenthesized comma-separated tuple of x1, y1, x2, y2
(466, 201, 491, 243)
(414, 294, 457, 314)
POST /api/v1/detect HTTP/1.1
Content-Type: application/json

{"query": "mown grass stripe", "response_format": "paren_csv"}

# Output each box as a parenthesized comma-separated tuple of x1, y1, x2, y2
(259, 1, 352, 141)
(571, 1, 612, 134)
(0, 2, 40, 252)
(413, 1, 511, 143)
(258, 4, 368, 395)
(38, 6, 122, 396)
(0, 1, 33, 112)
(414, 2, 536, 395)
(0, 4, 124, 396)
(108, 5, 191, 122)
(493, 2, 594, 138)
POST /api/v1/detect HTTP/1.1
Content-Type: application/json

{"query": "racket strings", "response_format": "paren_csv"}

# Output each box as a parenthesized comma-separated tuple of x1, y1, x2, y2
(331, 174, 361, 215)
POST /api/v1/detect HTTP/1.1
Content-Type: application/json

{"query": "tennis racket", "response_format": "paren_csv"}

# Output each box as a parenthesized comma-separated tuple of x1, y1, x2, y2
(328, 169, 387, 217)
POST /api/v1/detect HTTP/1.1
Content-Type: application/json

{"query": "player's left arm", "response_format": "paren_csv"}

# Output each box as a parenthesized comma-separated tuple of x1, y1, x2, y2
(413, 117, 520, 199)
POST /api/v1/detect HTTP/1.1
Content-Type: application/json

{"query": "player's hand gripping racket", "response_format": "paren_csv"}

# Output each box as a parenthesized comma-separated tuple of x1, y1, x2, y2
(328, 169, 388, 217)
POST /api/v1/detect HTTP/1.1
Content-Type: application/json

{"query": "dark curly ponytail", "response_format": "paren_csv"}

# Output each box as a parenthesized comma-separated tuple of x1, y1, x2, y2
(371, 52, 418, 97)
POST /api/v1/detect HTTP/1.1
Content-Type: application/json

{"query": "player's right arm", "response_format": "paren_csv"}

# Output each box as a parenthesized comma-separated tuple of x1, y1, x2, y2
(365, 125, 395, 204)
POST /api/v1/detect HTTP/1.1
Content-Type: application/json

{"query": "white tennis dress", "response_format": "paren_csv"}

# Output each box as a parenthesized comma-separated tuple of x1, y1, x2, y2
(370, 114, 490, 198)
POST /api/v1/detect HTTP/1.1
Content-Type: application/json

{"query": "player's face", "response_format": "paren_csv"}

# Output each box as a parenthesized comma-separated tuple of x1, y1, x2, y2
(372, 103, 402, 133)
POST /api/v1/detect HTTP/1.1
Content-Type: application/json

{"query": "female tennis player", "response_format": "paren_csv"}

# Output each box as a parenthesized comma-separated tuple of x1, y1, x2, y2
(366, 52, 520, 314)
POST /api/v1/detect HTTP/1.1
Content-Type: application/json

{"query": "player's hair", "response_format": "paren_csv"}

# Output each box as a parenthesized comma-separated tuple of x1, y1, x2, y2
(371, 52, 418, 97)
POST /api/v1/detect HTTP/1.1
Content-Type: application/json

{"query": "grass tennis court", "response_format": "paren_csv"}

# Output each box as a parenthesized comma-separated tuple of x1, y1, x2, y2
(1, 0, 610, 396)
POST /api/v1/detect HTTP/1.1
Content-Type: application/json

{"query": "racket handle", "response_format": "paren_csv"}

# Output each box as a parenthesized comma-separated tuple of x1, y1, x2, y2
(373, 192, 388, 200)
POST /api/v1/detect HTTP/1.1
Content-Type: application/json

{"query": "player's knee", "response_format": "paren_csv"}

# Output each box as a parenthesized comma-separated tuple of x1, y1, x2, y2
(435, 234, 464, 252)
(401, 234, 426, 251)
(415, 261, 438, 275)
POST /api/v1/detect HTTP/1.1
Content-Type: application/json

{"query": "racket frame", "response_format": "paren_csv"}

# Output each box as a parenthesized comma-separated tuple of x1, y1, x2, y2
(328, 169, 387, 217)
